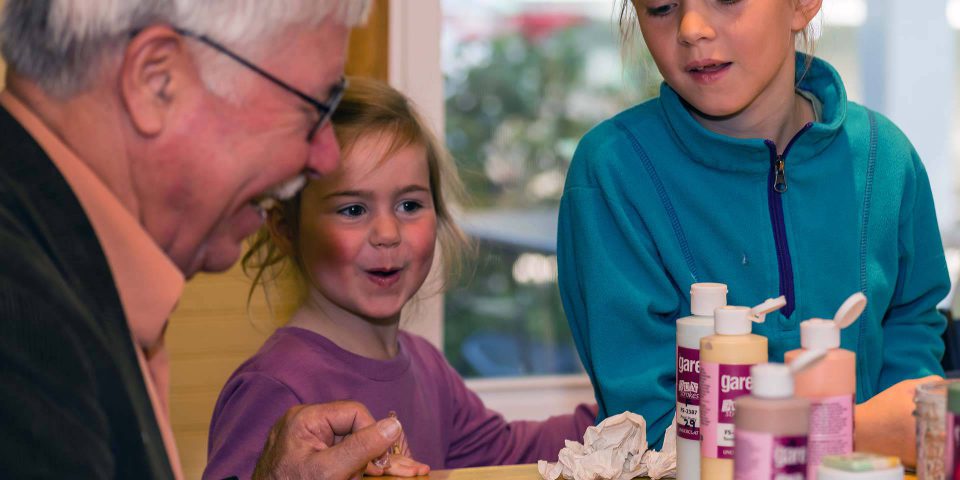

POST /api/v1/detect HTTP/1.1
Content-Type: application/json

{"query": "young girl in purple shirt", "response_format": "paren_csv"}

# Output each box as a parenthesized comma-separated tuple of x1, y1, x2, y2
(203, 78, 597, 480)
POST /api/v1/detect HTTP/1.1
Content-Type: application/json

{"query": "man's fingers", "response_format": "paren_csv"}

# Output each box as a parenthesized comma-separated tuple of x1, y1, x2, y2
(310, 418, 402, 479)
(291, 401, 378, 446)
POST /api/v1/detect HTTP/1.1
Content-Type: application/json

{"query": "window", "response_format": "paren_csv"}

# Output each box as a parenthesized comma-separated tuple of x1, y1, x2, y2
(441, 0, 656, 379)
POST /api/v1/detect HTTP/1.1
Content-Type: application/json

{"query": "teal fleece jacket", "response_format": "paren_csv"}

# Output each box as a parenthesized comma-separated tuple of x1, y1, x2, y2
(557, 54, 950, 447)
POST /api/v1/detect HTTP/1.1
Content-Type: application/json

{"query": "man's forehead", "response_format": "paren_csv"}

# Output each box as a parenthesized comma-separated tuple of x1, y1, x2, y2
(277, 24, 349, 91)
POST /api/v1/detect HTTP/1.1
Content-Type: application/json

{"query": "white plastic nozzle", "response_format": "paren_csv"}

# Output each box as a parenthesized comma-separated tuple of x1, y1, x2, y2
(714, 296, 786, 335)
(800, 292, 867, 350)
(752, 350, 826, 399)
(750, 296, 788, 323)
(690, 283, 728, 316)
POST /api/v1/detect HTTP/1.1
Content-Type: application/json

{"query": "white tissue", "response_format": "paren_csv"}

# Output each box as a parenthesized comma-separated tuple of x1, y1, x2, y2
(538, 412, 677, 480)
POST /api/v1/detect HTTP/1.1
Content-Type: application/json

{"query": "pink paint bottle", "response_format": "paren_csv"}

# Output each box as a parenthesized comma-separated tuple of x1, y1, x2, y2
(733, 350, 826, 480)
(700, 296, 786, 480)
(784, 293, 865, 480)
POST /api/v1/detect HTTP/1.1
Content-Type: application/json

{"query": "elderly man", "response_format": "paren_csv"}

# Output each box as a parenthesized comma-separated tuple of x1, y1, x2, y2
(0, 1, 406, 478)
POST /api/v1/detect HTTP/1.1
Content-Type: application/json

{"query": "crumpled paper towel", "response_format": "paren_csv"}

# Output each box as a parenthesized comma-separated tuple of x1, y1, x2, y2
(538, 411, 677, 480)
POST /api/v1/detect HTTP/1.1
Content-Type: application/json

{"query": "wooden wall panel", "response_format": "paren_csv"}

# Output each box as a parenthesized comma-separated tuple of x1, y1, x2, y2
(167, 3, 391, 478)
(347, 0, 390, 82)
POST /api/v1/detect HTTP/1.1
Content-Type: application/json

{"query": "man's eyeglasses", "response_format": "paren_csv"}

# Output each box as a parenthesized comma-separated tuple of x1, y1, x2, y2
(174, 27, 345, 142)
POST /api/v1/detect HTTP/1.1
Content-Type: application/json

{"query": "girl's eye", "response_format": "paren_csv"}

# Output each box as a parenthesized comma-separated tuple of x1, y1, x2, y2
(338, 205, 366, 217)
(718, 0, 740, 5)
(398, 200, 424, 214)
(646, 3, 676, 16)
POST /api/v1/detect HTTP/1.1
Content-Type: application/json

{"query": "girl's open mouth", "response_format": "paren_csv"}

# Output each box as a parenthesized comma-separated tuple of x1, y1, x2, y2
(366, 268, 402, 287)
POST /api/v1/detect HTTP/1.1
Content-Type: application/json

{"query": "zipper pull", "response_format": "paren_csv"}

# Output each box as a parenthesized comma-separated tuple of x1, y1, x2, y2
(774, 156, 787, 193)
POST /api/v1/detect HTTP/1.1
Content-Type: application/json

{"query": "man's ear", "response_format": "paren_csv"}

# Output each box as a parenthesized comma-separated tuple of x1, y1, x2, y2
(792, 0, 823, 32)
(119, 26, 195, 137)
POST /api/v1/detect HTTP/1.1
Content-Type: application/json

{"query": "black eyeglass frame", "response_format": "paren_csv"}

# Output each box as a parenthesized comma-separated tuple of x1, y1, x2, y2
(173, 27, 346, 141)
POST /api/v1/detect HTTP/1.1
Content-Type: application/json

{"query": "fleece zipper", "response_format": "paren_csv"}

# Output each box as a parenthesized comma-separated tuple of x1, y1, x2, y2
(763, 122, 813, 318)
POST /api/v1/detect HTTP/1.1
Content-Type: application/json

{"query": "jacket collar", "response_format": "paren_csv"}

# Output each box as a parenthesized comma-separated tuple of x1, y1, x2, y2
(658, 53, 848, 173)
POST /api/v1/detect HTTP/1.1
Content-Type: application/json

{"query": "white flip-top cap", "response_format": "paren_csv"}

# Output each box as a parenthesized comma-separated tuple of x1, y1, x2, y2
(714, 296, 786, 335)
(753, 349, 826, 399)
(751, 363, 793, 399)
(690, 283, 728, 316)
(800, 293, 867, 350)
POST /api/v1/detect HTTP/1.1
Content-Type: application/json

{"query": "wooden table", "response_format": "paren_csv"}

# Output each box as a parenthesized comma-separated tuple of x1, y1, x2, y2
(377, 464, 578, 479)
(376, 463, 918, 479)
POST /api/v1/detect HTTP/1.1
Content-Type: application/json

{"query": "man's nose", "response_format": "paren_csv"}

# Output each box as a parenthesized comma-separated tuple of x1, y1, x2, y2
(305, 122, 340, 178)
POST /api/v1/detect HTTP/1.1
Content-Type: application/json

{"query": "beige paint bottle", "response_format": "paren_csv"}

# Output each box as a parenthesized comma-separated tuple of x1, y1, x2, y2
(700, 296, 785, 480)
(784, 293, 865, 480)
(733, 351, 826, 480)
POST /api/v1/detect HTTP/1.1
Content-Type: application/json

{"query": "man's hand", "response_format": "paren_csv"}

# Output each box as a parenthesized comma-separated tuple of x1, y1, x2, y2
(252, 400, 429, 480)
(855, 375, 941, 468)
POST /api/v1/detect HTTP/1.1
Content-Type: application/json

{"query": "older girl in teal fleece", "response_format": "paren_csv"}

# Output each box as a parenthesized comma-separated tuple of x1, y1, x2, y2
(557, 0, 949, 463)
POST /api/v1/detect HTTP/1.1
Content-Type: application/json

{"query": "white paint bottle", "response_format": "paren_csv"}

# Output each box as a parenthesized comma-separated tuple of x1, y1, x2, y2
(676, 282, 728, 480)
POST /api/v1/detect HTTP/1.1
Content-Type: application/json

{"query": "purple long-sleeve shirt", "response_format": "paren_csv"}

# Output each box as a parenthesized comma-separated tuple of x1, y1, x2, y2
(203, 327, 598, 480)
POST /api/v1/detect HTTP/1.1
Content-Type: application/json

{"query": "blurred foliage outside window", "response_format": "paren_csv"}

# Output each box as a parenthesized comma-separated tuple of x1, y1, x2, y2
(441, 0, 659, 378)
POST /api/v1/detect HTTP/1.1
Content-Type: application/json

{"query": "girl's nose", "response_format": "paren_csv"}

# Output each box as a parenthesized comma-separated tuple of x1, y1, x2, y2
(370, 214, 401, 248)
(677, 8, 715, 45)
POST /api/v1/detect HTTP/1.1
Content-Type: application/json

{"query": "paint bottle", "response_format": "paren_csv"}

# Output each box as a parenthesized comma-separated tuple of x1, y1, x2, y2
(733, 350, 825, 480)
(700, 296, 786, 480)
(677, 283, 728, 480)
(783, 293, 865, 480)
(947, 382, 960, 478)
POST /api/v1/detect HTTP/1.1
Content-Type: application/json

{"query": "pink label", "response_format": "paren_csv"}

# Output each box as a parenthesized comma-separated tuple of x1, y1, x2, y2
(677, 346, 701, 441)
(734, 429, 808, 480)
(701, 362, 752, 459)
(806, 395, 854, 480)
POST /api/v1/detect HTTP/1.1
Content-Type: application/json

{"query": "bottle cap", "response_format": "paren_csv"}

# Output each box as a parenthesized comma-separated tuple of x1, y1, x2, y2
(690, 283, 728, 316)
(800, 293, 866, 350)
(714, 296, 786, 335)
(949, 382, 960, 414)
(751, 363, 793, 399)
(752, 350, 826, 399)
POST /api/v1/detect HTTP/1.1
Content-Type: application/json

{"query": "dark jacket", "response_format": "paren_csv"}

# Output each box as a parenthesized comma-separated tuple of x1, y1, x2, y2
(0, 105, 173, 478)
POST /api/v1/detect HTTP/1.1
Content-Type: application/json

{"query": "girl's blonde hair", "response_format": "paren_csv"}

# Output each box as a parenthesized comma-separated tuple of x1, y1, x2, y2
(242, 77, 472, 307)
(615, 1, 818, 80)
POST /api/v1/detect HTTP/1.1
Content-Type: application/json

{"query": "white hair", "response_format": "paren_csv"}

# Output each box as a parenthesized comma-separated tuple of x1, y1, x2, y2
(0, 0, 370, 98)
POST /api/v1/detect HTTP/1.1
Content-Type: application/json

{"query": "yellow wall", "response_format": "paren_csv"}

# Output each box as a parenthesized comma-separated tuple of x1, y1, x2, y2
(167, 2, 392, 478)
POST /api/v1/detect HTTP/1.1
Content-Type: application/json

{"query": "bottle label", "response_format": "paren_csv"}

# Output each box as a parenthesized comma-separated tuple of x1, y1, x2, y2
(700, 361, 752, 459)
(806, 395, 854, 480)
(734, 429, 808, 480)
(677, 346, 701, 441)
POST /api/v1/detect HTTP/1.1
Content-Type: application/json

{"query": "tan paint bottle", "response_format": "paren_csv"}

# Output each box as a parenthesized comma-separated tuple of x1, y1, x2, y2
(733, 351, 826, 480)
(700, 296, 785, 480)
(784, 293, 865, 480)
